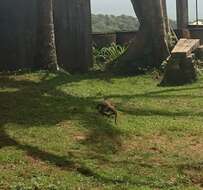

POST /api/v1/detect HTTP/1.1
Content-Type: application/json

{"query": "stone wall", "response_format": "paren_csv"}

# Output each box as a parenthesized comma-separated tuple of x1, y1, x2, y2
(92, 29, 203, 49)
(92, 33, 116, 48)
(116, 31, 138, 45)
(92, 31, 137, 48)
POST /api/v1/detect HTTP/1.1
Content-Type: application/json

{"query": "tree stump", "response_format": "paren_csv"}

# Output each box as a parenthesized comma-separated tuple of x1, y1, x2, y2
(161, 39, 200, 85)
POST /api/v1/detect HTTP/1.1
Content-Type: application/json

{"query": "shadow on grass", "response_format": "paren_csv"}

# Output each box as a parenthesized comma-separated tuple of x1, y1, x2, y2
(0, 127, 103, 178)
(118, 107, 194, 117)
(0, 72, 202, 187)
(0, 72, 124, 183)
(0, 127, 158, 187)
(103, 85, 203, 100)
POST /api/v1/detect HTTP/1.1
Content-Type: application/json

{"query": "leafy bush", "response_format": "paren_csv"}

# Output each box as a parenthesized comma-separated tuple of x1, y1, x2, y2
(93, 43, 127, 71)
(92, 43, 149, 75)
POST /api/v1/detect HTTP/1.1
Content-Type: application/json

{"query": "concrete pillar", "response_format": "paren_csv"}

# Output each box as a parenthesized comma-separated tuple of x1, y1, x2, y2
(176, 0, 190, 38)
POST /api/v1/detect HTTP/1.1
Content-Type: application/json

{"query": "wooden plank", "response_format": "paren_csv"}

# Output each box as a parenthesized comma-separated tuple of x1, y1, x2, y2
(172, 38, 200, 57)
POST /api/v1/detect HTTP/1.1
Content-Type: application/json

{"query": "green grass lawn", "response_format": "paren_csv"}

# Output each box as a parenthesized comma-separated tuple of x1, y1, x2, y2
(0, 71, 202, 190)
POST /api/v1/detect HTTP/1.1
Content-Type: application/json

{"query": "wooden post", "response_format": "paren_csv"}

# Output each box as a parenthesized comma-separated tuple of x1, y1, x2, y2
(196, 0, 198, 24)
(176, 0, 190, 38)
(162, 0, 170, 33)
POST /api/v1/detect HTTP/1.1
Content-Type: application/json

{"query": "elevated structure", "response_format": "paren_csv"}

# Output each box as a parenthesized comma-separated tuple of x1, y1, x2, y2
(176, 0, 190, 38)
(176, 0, 203, 44)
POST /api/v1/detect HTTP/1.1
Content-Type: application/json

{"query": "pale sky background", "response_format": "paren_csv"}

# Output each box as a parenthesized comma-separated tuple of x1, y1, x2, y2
(91, 0, 203, 21)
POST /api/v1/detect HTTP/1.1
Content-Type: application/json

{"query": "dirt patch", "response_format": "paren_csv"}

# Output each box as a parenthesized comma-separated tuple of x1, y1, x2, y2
(26, 155, 50, 171)
(56, 120, 74, 128)
(122, 133, 203, 158)
(182, 165, 203, 187)
(121, 133, 171, 153)
(176, 136, 203, 159)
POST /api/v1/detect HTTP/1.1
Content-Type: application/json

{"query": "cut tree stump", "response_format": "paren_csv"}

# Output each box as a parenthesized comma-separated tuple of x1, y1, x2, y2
(171, 38, 200, 57)
(161, 38, 200, 85)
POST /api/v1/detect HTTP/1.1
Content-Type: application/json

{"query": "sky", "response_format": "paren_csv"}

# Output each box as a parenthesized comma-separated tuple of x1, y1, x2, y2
(91, 0, 203, 21)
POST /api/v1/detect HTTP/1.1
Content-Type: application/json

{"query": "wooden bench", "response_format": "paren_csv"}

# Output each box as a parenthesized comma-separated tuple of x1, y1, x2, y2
(172, 38, 200, 57)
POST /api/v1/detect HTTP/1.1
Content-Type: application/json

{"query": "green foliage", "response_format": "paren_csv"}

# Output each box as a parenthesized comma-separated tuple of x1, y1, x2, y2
(0, 72, 203, 190)
(92, 14, 139, 33)
(194, 59, 203, 75)
(99, 43, 127, 63)
(93, 43, 127, 70)
(92, 14, 177, 33)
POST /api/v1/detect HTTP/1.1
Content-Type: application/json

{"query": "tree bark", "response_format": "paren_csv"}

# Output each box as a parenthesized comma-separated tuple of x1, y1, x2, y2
(118, 0, 170, 68)
(37, 0, 58, 70)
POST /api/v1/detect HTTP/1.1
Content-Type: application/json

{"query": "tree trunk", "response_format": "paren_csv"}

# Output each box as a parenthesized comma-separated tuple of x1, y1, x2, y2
(118, 0, 170, 68)
(37, 0, 58, 70)
(53, 0, 92, 73)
